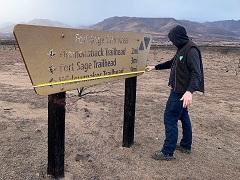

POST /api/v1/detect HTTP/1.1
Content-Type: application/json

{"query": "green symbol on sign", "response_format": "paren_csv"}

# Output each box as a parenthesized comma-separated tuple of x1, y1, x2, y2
(179, 56, 183, 61)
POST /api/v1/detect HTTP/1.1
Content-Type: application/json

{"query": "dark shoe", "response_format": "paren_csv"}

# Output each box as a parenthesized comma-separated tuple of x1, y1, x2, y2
(151, 151, 175, 161)
(176, 144, 191, 154)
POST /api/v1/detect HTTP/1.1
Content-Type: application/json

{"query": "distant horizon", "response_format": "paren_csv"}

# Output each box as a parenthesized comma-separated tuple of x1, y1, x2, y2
(1, 16, 240, 28)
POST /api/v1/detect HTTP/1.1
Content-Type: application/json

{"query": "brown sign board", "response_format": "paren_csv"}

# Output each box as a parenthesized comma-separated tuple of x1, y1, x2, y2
(14, 24, 152, 95)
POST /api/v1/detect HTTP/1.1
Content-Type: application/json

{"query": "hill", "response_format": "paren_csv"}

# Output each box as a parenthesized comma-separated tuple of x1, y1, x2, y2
(1, 17, 240, 45)
(0, 19, 69, 40)
(91, 17, 240, 44)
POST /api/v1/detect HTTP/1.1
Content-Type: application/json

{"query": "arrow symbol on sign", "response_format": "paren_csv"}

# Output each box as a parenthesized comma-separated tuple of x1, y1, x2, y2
(49, 65, 56, 74)
(48, 49, 56, 58)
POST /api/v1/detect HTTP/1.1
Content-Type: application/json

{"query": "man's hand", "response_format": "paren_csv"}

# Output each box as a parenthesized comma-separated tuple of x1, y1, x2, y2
(180, 91, 192, 108)
(145, 65, 155, 72)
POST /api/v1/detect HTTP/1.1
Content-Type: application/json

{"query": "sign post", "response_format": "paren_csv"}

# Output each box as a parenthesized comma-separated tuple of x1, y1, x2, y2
(123, 76, 137, 147)
(47, 92, 66, 178)
(14, 24, 152, 178)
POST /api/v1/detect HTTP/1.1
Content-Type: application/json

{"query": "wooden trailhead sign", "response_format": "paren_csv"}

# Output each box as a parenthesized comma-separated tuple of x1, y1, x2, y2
(14, 24, 152, 95)
(13, 24, 152, 178)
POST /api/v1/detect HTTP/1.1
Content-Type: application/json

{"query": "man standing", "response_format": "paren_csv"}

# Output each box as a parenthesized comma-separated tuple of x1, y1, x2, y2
(146, 25, 204, 160)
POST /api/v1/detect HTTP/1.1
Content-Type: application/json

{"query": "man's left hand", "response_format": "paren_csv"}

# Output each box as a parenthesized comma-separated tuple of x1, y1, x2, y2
(180, 91, 192, 108)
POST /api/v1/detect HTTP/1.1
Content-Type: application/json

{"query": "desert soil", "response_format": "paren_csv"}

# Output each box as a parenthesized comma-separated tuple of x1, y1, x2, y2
(0, 45, 240, 180)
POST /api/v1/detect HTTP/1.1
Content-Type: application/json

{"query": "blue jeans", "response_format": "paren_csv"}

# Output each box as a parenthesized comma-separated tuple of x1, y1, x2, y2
(161, 90, 192, 156)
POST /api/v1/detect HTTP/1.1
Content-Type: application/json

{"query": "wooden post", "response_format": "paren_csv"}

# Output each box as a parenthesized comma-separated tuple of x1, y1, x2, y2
(47, 92, 66, 178)
(123, 76, 137, 147)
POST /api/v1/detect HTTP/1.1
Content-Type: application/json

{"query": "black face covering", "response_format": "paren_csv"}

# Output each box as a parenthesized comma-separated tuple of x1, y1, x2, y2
(168, 25, 189, 49)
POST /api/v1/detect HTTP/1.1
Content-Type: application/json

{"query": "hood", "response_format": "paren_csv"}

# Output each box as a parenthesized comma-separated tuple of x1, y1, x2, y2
(168, 25, 189, 49)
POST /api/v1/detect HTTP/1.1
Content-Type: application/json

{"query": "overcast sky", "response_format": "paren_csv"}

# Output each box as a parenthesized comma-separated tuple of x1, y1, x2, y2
(0, 0, 239, 26)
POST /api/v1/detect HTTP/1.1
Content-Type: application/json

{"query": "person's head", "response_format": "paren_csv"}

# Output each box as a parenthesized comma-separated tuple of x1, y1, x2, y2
(168, 25, 189, 48)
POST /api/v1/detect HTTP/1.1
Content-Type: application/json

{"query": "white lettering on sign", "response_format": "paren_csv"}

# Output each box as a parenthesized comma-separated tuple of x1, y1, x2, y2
(75, 34, 128, 46)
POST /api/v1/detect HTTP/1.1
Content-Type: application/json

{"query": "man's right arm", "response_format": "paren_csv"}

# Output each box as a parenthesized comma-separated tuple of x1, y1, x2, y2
(155, 58, 174, 70)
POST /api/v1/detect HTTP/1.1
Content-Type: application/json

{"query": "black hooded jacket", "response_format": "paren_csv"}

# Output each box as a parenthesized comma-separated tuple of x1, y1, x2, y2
(155, 25, 204, 93)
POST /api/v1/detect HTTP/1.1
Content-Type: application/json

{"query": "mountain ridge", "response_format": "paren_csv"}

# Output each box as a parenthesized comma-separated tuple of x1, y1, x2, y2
(92, 17, 240, 43)
(1, 17, 240, 44)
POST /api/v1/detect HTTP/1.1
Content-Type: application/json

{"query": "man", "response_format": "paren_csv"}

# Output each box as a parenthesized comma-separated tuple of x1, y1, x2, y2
(146, 25, 204, 160)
